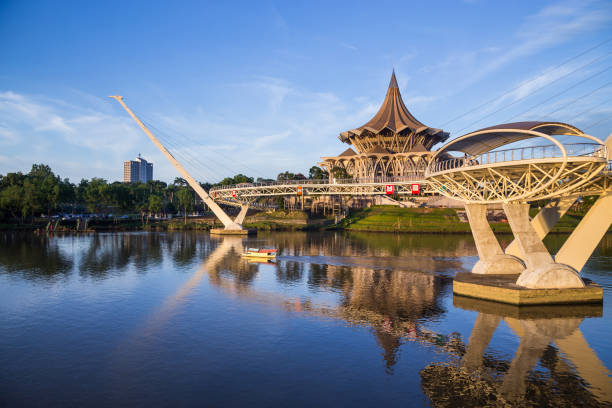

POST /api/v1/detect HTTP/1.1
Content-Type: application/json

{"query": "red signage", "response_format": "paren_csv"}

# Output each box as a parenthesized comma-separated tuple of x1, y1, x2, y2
(232, 190, 236, 198)
(214, 191, 217, 198)
(411, 183, 420, 195)
(297, 186, 302, 196)
(385, 185, 394, 195)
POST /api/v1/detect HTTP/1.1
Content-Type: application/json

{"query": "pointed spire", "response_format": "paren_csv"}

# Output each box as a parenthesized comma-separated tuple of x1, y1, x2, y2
(338, 70, 450, 152)
(389, 69, 399, 89)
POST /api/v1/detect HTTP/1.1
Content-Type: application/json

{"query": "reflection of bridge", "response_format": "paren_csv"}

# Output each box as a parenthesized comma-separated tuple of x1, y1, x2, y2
(423, 296, 612, 405)
(122, 235, 610, 404)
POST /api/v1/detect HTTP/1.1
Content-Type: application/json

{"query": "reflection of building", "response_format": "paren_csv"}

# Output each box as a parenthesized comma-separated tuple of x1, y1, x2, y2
(320, 72, 449, 181)
(123, 154, 153, 183)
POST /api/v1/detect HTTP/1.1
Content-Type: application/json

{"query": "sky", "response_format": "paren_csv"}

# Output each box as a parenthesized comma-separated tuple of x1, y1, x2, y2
(1, 0, 611, 184)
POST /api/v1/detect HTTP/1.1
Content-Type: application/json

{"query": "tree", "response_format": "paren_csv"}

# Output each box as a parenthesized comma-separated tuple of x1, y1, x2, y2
(27, 164, 60, 216)
(309, 166, 328, 180)
(173, 177, 187, 186)
(330, 166, 351, 180)
(0, 185, 24, 221)
(147, 195, 163, 223)
(58, 178, 76, 212)
(220, 174, 253, 186)
(176, 188, 194, 225)
(84, 178, 109, 214)
(277, 171, 295, 181)
(109, 182, 132, 211)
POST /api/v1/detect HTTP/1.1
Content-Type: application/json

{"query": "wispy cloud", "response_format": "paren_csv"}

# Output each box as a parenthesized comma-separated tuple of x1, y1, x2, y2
(0, 91, 177, 181)
(339, 42, 358, 51)
(423, 1, 611, 91)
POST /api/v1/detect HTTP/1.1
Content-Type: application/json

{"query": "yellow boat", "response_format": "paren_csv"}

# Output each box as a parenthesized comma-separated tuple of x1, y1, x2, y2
(241, 248, 277, 259)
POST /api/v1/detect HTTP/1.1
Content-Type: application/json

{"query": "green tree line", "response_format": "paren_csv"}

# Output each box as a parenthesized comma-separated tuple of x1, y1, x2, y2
(0, 164, 208, 223)
(0, 164, 332, 223)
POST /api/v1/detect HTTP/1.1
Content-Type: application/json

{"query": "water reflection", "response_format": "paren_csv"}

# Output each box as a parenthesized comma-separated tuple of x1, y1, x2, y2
(0, 232, 73, 279)
(420, 296, 610, 406)
(1, 231, 610, 407)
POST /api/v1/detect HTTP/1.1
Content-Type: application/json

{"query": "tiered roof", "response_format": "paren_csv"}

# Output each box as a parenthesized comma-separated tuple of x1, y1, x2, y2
(339, 71, 448, 152)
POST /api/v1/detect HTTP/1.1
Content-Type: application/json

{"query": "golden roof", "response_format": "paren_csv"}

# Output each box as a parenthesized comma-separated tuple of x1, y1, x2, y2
(339, 71, 448, 150)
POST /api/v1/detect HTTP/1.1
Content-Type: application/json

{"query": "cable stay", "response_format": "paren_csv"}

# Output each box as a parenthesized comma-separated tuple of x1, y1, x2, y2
(110, 95, 244, 231)
(543, 80, 612, 118)
(452, 51, 612, 135)
(129, 108, 267, 179)
(440, 37, 612, 129)
(504, 65, 612, 122)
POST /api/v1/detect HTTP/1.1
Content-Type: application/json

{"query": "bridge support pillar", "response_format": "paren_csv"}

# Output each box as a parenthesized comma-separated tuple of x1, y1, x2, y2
(503, 202, 584, 289)
(464, 203, 524, 274)
(234, 203, 250, 226)
(505, 197, 576, 259)
(555, 192, 612, 273)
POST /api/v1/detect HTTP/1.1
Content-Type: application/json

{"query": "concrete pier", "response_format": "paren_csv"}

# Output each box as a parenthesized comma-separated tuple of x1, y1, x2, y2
(453, 273, 602, 305)
(503, 202, 584, 289)
(464, 203, 524, 274)
(210, 228, 253, 235)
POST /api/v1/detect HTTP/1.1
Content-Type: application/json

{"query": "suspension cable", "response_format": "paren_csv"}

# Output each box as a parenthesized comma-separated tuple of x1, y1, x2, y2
(451, 51, 612, 135)
(439, 37, 612, 129)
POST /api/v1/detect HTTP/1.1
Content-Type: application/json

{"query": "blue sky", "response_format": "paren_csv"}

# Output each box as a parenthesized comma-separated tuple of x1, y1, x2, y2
(1, 0, 611, 183)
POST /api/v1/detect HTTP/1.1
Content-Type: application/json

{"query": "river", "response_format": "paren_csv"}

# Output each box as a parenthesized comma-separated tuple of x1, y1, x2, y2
(0, 231, 611, 407)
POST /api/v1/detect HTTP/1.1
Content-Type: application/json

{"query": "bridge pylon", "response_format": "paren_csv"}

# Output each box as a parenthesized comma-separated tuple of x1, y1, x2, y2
(109, 96, 250, 234)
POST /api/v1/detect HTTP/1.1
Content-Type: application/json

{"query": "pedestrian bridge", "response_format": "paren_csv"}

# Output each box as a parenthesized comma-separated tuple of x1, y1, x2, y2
(423, 122, 611, 293)
(209, 176, 426, 206)
(111, 96, 611, 297)
(207, 121, 612, 295)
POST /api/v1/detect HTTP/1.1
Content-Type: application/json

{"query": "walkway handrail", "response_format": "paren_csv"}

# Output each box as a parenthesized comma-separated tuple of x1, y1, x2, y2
(426, 143, 607, 175)
(210, 174, 425, 192)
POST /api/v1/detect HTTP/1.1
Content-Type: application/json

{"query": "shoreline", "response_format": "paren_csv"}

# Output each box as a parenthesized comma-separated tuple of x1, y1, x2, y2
(0, 205, 603, 235)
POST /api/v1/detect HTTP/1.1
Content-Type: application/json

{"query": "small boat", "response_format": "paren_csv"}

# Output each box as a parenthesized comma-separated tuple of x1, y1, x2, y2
(241, 248, 278, 259)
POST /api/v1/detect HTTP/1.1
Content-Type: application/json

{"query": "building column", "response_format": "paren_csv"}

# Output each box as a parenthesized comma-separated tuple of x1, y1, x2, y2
(464, 203, 524, 274)
(503, 202, 584, 288)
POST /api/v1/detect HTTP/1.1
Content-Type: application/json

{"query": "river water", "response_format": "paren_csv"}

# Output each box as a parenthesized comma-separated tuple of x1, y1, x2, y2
(0, 231, 610, 407)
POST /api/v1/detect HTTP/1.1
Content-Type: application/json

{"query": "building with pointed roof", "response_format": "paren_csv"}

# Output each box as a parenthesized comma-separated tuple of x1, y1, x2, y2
(320, 71, 449, 181)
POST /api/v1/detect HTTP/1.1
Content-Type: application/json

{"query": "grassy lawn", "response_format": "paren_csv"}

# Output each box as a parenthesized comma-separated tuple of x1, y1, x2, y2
(335, 205, 588, 234)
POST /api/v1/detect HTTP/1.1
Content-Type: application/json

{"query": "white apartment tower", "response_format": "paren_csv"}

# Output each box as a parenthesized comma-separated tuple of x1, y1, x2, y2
(123, 154, 153, 183)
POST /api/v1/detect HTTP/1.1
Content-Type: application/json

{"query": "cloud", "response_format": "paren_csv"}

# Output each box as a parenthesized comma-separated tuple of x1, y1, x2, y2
(423, 1, 611, 91)
(137, 76, 383, 180)
(474, 1, 611, 80)
(339, 42, 358, 51)
(0, 91, 162, 181)
(0, 125, 18, 145)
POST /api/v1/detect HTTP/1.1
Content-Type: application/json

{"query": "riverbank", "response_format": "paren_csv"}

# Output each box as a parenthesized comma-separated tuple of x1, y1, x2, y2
(0, 205, 599, 234)
(331, 205, 590, 234)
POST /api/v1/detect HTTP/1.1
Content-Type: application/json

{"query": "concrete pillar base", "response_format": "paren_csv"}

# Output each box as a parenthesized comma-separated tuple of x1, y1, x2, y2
(472, 254, 525, 275)
(210, 228, 253, 235)
(516, 263, 585, 289)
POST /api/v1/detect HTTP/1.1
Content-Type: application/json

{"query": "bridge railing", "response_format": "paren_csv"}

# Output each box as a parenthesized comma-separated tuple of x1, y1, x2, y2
(427, 143, 607, 174)
(210, 175, 425, 191)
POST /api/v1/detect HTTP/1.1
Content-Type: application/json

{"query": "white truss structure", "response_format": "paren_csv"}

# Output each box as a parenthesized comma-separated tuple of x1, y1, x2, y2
(210, 178, 428, 206)
(425, 129, 610, 204)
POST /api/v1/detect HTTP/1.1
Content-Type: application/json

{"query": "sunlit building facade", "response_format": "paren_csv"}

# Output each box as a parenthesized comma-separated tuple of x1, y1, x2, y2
(123, 155, 153, 183)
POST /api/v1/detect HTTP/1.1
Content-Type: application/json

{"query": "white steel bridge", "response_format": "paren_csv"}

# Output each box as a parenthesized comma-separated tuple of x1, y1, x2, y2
(111, 96, 611, 294)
